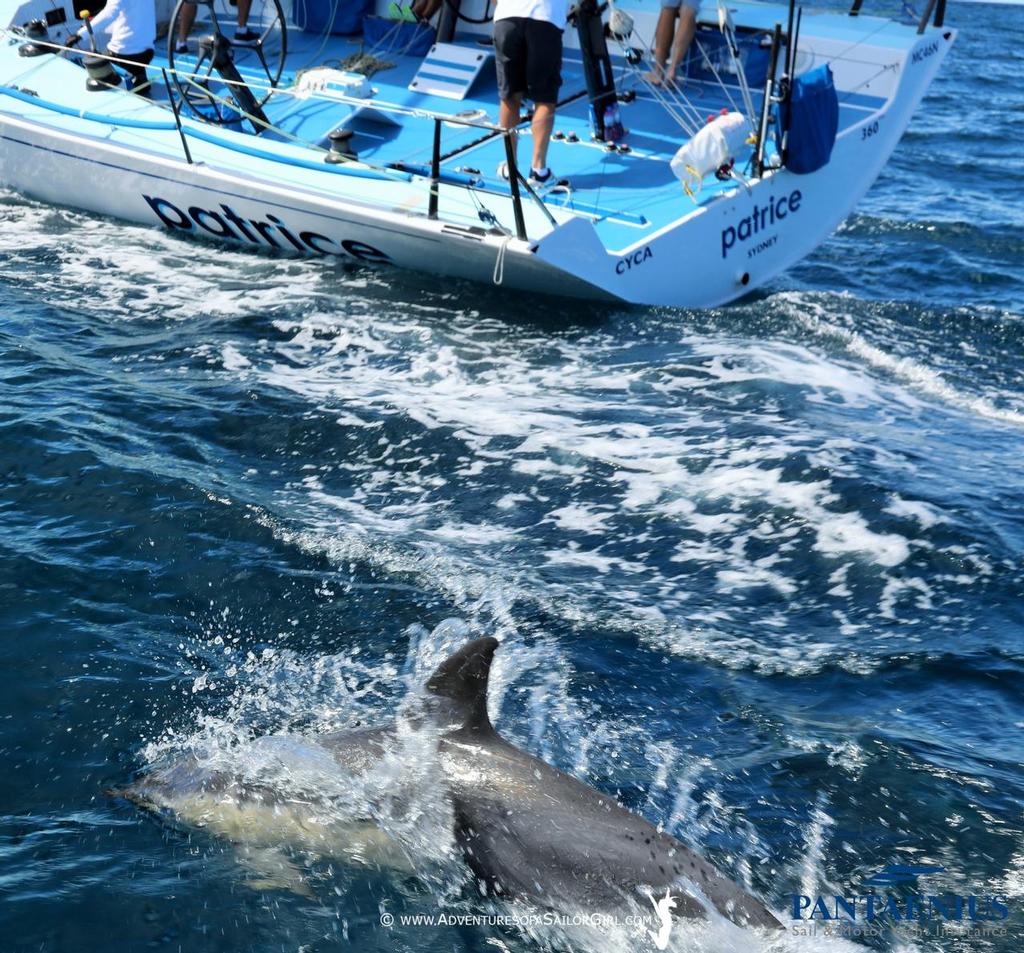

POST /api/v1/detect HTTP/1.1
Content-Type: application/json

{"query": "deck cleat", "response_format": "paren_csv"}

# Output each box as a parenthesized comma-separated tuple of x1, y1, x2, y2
(17, 18, 51, 57)
(325, 127, 357, 163)
(84, 54, 122, 91)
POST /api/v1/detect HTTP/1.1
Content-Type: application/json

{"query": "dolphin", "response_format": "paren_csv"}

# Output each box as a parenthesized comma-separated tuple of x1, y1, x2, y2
(120, 637, 781, 929)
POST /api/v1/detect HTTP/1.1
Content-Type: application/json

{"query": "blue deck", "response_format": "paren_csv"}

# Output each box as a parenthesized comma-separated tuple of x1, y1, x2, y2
(2, 0, 892, 252)
(152, 29, 776, 250)
(196, 14, 885, 250)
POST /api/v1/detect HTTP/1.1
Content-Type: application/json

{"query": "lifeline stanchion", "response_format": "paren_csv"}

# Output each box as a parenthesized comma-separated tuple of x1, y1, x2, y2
(754, 22, 782, 177)
(163, 67, 193, 164)
(502, 129, 527, 241)
(428, 117, 441, 220)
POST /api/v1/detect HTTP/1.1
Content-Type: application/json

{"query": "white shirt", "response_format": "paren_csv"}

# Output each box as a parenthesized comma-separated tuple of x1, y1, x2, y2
(77, 0, 156, 54)
(494, 0, 568, 30)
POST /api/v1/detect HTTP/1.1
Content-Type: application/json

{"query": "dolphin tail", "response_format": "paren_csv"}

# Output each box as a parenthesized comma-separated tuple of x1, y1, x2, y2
(104, 786, 157, 811)
(425, 636, 499, 734)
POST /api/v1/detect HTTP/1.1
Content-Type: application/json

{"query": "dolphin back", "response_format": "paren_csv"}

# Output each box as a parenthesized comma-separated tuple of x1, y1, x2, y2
(446, 734, 782, 929)
(424, 636, 499, 734)
(426, 638, 782, 930)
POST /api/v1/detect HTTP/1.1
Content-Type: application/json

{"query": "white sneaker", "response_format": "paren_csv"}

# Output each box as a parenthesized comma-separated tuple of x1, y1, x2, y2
(528, 168, 570, 192)
(497, 161, 569, 192)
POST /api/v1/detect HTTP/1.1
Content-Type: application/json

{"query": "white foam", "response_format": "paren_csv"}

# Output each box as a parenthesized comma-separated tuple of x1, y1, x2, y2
(4, 230, 976, 678)
(815, 512, 910, 568)
(884, 496, 945, 530)
(545, 503, 615, 534)
(221, 343, 252, 371)
(780, 292, 1024, 428)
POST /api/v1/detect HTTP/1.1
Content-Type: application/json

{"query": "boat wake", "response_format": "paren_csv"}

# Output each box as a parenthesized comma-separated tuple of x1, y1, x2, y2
(778, 291, 1024, 427)
(140, 618, 873, 953)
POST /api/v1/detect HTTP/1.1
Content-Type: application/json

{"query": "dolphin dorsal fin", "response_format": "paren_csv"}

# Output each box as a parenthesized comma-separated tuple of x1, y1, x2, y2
(425, 637, 498, 735)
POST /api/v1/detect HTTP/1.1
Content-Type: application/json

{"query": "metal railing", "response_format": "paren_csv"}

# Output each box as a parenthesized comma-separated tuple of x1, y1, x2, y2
(419, 116, 556, 241)
(915, 0, 947, 33)
(1, 28, 556, 241)
(848, 0, 946, 32)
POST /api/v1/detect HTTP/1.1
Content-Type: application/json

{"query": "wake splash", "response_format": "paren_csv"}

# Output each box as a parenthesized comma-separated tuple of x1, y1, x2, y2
(777, 292, 1024, 428)
(136, 618, 867, 953)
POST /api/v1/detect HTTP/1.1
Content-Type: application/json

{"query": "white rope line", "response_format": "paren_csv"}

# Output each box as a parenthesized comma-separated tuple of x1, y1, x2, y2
(635, 70, 701, 136)
(612, 38, 702, 134)
(714, 1, 756, 124)
(0, 29, 510, 132)
(611, 26, 730, 136)
(650, 64, 707, 129)
(690, 38, 745, 118)
(492, 234, 510, 284)
(840, 60, 900, 99)
(292, 0, 342, 70)
(362, 3, 431, 61)
(823, 18, 894, 67)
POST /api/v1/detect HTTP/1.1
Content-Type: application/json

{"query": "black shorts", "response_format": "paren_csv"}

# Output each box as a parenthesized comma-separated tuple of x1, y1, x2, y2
(493, 17, 562, 105)
(110, 47, 154, 93)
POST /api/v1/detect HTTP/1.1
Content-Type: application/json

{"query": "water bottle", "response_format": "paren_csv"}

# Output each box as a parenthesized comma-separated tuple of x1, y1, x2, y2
(602, 103, 625, 144)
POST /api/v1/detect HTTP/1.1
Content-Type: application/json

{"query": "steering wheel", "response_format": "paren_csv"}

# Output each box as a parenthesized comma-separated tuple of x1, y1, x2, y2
(166, 0, 287, 124)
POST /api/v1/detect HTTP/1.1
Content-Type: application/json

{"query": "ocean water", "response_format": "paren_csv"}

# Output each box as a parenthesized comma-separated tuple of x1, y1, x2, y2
(1, 2, 1022, 951)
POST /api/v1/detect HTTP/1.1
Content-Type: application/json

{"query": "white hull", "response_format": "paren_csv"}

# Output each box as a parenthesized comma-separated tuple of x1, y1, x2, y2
(0, 1, 955, 307)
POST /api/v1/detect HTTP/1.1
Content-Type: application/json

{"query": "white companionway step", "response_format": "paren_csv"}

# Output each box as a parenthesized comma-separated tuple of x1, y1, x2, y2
(408, 43, 494, 100)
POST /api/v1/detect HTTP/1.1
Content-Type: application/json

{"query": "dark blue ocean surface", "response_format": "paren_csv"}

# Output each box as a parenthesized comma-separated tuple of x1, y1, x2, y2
(1, 3, 1022, 951)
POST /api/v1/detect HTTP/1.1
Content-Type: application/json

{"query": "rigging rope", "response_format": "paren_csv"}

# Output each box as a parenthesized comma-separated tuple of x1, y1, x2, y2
(689, 38, 745, 119)
(611, 32, 705, 136)
(714, 0, 756, 125)
(492, 234, 510, 284)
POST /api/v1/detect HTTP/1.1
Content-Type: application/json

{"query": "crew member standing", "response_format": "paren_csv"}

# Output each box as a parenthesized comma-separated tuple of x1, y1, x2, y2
(66, 0, 156, 96)
(493, 0, 567, 185)
(175, 0, 261, 54)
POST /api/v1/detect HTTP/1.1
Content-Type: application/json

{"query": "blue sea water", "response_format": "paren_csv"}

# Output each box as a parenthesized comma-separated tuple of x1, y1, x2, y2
(1, 2, 1022, 951)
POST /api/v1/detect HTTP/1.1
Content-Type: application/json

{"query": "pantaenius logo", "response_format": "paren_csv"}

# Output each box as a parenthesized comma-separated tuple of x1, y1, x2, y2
(791, 864, 1010, 923)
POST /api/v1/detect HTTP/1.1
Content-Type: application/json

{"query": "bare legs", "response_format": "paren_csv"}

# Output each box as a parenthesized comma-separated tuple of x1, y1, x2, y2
(500, 96, 557, 173)
(177, 2, 196, 46)
(236, 0, 252, 30)
(644, 5, 697, 87)
(645, 7, 675, 85)
(666, 7, 697, 84)
(411, 0, 441, 19)
(177, 0, 257, 49)
(529, 103, 555, 171)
